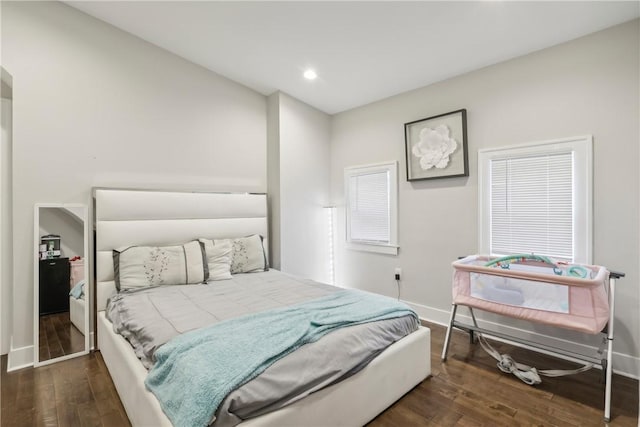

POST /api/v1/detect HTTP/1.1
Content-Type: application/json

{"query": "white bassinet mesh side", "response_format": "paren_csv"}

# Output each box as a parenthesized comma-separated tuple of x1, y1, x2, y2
(470, 272, 570, 313)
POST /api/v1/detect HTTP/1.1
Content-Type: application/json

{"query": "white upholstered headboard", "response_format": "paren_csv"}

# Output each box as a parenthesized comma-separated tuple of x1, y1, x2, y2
(95, 189, 268, 312)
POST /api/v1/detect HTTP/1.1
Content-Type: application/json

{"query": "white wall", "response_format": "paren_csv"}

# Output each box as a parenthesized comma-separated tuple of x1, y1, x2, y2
(331, 20, 640, 377)
(38, 207, 84, 260)
(269, 92, 332, 283)
(1, 1, 267, 370)
(1, 96, 13, 355)
(267, 93, 281, 270)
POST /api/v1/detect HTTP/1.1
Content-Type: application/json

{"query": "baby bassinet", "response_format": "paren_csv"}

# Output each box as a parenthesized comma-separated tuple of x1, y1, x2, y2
(441, 254, 623, 422)
(452, 254, 609, 334)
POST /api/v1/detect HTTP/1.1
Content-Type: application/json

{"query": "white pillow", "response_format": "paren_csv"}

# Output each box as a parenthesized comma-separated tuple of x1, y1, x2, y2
(113, 240, 207, 291)
(216, 234, 268, 274)
(198, 238, 232, 281)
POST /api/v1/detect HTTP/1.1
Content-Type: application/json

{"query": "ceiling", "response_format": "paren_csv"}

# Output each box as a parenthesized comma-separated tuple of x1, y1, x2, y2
(66, 1, 639, 114)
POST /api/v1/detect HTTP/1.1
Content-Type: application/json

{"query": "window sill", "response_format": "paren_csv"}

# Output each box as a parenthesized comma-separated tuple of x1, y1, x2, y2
(346, 242, 398, 256)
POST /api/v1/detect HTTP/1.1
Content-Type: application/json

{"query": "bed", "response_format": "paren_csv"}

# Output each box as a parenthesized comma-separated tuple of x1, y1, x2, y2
(95, 188, 431, 427)
(69, 295, 85, 334)
(69, 258, 86, 335)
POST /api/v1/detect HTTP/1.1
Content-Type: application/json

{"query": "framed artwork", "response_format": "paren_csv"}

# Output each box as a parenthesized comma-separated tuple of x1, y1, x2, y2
(404, 109, 468, 181)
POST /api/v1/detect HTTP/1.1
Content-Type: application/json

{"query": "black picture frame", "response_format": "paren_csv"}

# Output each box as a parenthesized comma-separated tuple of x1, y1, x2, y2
(404, 109, 468, 181)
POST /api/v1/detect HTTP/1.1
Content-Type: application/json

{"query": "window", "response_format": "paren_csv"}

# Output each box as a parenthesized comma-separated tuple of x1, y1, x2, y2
(478, 136, 592, 263)
(345, 161, 398, 255)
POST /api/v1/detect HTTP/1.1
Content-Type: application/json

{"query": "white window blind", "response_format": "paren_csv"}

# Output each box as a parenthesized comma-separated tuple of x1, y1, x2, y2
(348, 171, 390, 243)
(345, 162, 398, 255)
(478, 136, 592, 264)
(490, 153, 573, 260)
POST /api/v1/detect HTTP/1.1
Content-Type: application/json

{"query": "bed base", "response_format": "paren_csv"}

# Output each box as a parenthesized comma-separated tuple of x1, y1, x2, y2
(441, 272, 623, 423)
(98, 312, 431, 427)
(69, 297, 85, 335)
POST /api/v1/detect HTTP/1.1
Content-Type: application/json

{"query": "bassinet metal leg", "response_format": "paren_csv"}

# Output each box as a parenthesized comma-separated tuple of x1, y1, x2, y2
(469, 307, 479, 344)
(441, 304, 458, 361)
(603, 276, 616, 423)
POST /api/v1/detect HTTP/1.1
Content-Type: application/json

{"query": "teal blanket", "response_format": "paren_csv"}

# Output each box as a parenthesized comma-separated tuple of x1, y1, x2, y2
(145, 289, 417, 427)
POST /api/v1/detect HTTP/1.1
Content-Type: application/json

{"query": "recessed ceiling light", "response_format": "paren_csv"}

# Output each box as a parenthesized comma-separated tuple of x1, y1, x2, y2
(303, 69, 317, 80)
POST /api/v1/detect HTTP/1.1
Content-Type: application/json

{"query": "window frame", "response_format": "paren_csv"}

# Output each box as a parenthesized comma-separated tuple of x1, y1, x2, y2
(478, 135, 593, 264)
(344, 161, 399, 255)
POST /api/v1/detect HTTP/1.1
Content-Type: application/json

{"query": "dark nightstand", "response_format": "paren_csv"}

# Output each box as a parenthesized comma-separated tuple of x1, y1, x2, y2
(39, 257, 70, 315)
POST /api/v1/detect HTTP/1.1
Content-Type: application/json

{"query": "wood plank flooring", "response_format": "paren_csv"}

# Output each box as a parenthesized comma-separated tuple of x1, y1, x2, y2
(1, 351, 129, 427)
(368, 323, 638, 427)
(1, 322, 637, 426)
(39, 312, 85, 362)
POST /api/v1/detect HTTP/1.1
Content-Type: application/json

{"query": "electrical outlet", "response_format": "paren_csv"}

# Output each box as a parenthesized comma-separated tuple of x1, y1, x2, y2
(394, 268, 401, 281)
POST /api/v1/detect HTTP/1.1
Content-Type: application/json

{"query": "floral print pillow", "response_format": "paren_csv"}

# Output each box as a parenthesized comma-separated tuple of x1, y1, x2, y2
(113, 240, 206, 291)
(215, 234, 268, 274)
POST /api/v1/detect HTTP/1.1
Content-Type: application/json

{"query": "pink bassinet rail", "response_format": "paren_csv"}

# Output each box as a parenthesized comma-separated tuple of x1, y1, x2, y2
(452, 255, 610, 334)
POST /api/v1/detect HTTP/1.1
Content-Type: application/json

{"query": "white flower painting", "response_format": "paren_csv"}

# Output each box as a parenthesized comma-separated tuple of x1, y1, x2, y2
(404, 109, 468, 181)
(412, 124, 458, 170)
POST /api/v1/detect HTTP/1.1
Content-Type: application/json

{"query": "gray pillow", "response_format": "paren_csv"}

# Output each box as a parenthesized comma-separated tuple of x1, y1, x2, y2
(113, 240, 208, 291)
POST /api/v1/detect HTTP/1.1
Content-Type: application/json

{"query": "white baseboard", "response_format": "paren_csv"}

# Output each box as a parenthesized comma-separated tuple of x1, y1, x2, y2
(7, 341, 33, 372)
(405, 300, 640, 380)
(7, 330, 98, 371)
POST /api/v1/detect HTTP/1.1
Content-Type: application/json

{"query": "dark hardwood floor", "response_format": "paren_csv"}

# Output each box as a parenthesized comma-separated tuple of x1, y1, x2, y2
(39, 312, 85, 362)
(368, 323, 638, 427)
(1, 350, 129, 427)
(1, 322, 637, 426)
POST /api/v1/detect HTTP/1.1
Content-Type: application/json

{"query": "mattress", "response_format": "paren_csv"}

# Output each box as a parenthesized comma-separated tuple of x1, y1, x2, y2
(106, 270, 419, 427)
(69, 295, 85, 335)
